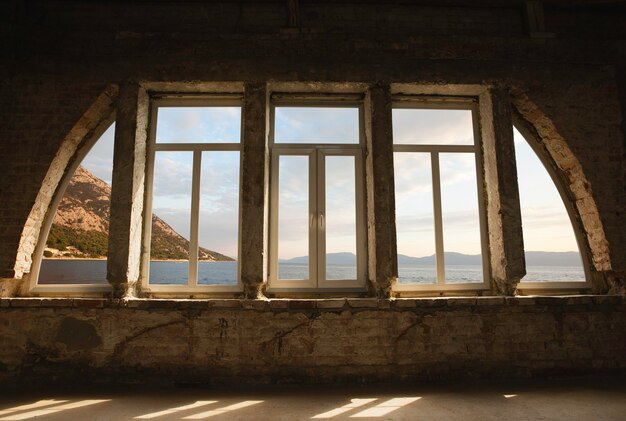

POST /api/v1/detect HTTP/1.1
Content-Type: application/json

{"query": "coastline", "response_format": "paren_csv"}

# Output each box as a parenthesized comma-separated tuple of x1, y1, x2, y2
(43, 257, 106, 261)
(43, 257, 236, 262)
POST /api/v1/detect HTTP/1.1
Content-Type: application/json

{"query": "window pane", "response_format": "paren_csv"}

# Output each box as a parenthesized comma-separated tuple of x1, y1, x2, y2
(514, 128, 585, 282)
(394, 153, 437, 284)
(277, 155, 310, 280)
(439, 153, 483, 283)
(275, 107, 359, 144)
(149, 151, 193, 285)
(39, 123, 115, 285)
(156, 107, 241, 143)
(325, 156, 357, 280)
(393, 109, 474, 145)
(198, 151, 240, 285)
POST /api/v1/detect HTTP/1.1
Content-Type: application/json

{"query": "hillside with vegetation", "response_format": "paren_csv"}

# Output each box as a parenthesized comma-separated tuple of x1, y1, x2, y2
(45, 165, 234, 262)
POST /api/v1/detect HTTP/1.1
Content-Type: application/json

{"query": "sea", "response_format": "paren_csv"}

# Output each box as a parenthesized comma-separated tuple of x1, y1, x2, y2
(38, 260, 586, 285)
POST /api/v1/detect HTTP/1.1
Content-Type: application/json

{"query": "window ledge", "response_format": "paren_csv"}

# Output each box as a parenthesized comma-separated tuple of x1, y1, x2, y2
(1, 295, 622, 311)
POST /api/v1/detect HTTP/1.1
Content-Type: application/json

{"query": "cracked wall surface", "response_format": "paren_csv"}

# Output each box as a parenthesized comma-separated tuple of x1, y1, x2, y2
(0, 0, 625, 384)
(0, 297, 624, 385)
(1, 1, 624, 290)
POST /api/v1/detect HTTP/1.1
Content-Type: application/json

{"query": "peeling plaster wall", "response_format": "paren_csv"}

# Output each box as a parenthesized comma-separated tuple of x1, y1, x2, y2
(0, 1, 624, 285)
(0, 297, 624, 385)
(0, 1, 625, 383)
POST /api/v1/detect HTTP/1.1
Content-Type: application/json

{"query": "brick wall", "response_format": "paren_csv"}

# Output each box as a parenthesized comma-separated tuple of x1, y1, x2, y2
(1, 1, 624, 282)
(0, 1, 625, 382)
(0, 296, 624, 385)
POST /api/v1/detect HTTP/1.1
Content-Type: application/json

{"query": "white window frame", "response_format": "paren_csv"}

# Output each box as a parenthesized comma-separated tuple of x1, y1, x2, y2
(267, 99, 367, 292)
(392, 98, 490, 293)
(29, 117, 115, 295)
(141, 96, 244, 294)
(513, 120, 591, 291)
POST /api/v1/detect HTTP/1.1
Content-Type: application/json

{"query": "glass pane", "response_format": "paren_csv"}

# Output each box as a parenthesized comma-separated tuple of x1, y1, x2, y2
(393, 109, 474, 145)
(277, 155, 310, 280)
(198, 151, 240, 285)
(156, 107, 241, 143)
(149, 151, 193, 285)
(39, 123, 115, 285)
(514, 128, 585, 282)
(440, 153, 483, 283)
(325, 156, 357, 280)
(394, 153, 437, 284)
(275, 107, 359, 144)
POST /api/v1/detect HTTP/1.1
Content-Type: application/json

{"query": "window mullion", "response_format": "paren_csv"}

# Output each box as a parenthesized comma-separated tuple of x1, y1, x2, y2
(316, 150, 327, 287)
(309, 150, 319, 286)
(188, 150, 202, 288)
(268, 153, 279, 285)
(431, 152, 445, 285)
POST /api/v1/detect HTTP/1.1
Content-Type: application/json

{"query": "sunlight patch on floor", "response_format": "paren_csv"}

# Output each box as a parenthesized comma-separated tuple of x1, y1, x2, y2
(0, 400, 110, 420)
(0, 400, 69, 417)
(134, 401, 217, 419)
(312, 398, 378, 419)
(182, 400, 264, 419)
(350, 397, 421, 417)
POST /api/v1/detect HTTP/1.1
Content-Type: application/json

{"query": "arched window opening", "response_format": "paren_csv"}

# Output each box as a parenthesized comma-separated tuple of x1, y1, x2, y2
(513, 127, 586, 283)
(36, 123, 115, 285)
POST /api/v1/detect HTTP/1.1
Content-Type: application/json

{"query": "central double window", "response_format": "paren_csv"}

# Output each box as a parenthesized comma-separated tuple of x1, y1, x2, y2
(268, 101, 366, 291)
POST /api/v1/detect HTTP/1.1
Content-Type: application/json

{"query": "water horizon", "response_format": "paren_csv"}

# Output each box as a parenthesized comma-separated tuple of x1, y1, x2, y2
(38, 260, 586, 285)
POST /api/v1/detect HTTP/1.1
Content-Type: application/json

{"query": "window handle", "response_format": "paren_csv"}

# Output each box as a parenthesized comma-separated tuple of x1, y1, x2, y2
(319, 213, 325, 230)
(310, 213, 315, 229)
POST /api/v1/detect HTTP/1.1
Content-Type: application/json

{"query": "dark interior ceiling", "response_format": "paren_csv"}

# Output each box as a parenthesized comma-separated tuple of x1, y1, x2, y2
(47, 0, 626, 5)
(78, 0, 626, 11)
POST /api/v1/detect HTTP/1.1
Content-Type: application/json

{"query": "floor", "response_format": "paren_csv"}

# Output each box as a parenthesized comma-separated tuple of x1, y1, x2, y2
(0, 377, 624, 420)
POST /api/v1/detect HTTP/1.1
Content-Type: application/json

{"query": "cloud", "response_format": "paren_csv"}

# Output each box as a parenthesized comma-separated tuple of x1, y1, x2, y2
(199, 151, 240, 213)
(81, 123, 115, 185)
(151, 208, 191, 240)
(439, 153, 477, 186)
(156, 107, 241, 143)
(275, 107, 359, 143)
(198, 208, 239, 258)
(521, 207, 579, 252)
(393, 109, 474, 145)
(397, 210, 482, 255)
(152, 152, 194, 202)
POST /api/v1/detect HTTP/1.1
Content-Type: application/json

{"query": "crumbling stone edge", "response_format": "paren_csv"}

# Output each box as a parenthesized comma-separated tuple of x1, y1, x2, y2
(1, 295, 623, 311)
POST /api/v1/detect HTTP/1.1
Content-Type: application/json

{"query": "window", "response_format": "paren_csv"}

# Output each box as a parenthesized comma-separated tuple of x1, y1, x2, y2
(33, 121, 115, 291)
(27, 84, 595, 298)
(143, 99, 242, 293)
(268, 102, 366, 291)
(513, 126, 588, 287)
(392, 101, 489, 291)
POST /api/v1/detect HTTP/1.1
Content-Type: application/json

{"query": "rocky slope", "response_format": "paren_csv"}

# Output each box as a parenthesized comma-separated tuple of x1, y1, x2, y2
(46, 166, 233, 261)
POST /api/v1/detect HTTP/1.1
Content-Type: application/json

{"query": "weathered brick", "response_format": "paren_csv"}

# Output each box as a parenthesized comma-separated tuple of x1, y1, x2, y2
(316, 299, 346, 310)
(0, 0, 624, 387)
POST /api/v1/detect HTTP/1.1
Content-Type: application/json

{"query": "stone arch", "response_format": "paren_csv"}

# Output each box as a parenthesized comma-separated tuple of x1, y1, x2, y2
(510, 92, 611, 290)
(12, 86, 118, 293)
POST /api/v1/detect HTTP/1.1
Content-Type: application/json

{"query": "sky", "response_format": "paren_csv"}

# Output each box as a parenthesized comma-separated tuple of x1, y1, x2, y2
(81, 123, 115, 185)
(73, 105, 581, 262)
(513, 127, 580, 253)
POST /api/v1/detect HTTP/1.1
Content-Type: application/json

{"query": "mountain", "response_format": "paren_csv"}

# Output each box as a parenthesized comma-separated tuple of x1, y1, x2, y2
(45, 165, 234, 261)
(524, 251, 582, 267)
(280, 252, 479, 265)
(282, 251, 583, 267)
(397, 252, 482, 265)
(282, 252, 356, 265)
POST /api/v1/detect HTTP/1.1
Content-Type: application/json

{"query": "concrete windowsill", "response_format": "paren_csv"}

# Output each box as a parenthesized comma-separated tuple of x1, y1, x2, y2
(0, 295, 622, 311)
